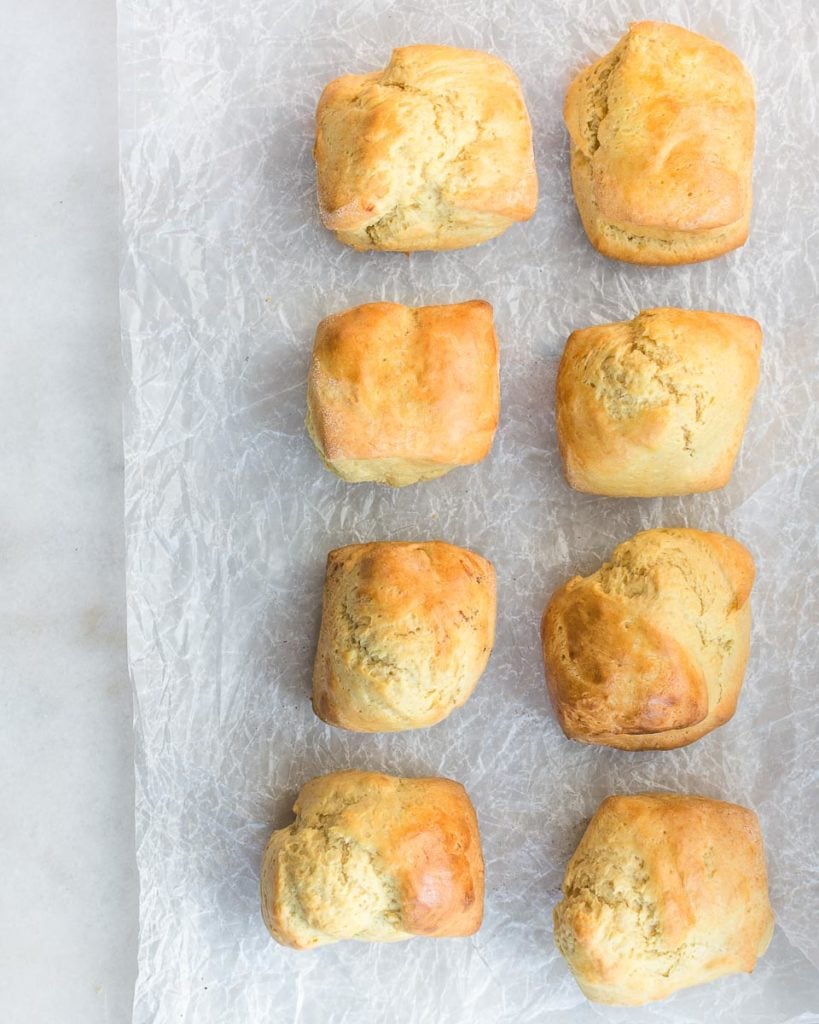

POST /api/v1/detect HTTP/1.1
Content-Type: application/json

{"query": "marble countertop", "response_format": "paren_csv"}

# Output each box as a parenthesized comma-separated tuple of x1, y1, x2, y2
(1, 1, 137, 1020)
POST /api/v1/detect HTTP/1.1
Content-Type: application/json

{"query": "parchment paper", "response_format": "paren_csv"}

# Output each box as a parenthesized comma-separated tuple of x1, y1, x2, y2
(118, 1, 819, 1020)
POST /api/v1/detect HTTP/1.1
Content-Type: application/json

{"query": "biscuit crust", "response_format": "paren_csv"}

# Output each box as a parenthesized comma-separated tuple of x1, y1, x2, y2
(312, 541, 496, 732)
(261, 770, 485, 948)
(554, 793, 774, 1005)
(306, 300, 499, 486)
(315, 44, 537, 251)
(541, 528, 754, 749)
(556, 308, 762, 497)
(564, 22, 755, 264)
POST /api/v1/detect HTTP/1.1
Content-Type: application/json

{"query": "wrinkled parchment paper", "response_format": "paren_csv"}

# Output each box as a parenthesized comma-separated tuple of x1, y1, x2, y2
(119, 1, 819, 1020)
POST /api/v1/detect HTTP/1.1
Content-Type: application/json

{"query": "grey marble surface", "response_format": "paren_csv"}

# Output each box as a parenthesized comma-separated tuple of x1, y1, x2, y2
(0, 1, 137, 1021)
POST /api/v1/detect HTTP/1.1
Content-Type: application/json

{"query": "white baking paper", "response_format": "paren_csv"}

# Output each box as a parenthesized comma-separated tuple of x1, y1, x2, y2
(118, 0, 819, 1020)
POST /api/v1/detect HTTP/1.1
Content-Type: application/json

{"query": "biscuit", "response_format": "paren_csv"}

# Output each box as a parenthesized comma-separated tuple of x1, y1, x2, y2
(564, 22, 755, 264)
(312, 541, 496, 732)
(306, 300, 499, 486)
(315, 44, 537, 250)
(556, 308, 762, 496)
(541, 528, 754, 749)
(261, 770, 485, 948)
(554, 793, 774, 1004)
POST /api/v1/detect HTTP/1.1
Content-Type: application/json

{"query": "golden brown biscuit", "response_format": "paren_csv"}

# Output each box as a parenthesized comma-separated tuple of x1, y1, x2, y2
(554, 793, 774, 1005)
(556, 308, 762, 496)
(315, 44, 537, 251)
(306, 300, 499, 486)
(564, 22, 755, 264)
(541, 528, 754, 749)
(312, 541, 496, 732)
(260, 770, 485, 948)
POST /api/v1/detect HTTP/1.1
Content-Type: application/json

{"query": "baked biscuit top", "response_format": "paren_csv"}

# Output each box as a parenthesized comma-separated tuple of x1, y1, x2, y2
(315, 45, 537, 250)
(564, 21, 755, 232)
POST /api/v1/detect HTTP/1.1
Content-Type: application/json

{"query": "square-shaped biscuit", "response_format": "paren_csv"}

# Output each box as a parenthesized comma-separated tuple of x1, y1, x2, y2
(556, 308, 762, 497)
(542, 528, 754, 750)
(315, 44, 538, 251)
(564, 22, 755, 264)
(306, 300, 500, 486)
(554, 794, 774, 1005)
(312, 541, 496, 732)
(261, 770, 485, 948)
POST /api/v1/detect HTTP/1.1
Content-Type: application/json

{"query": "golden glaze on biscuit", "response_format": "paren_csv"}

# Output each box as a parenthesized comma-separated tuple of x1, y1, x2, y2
(315, 45, 537, 251)
(542, 528, 754, 749)
(306, 300, 499, 486)
(556, 308, 762, 496)
(564, 22, 755, 264)
(554, 794, 774, 1005)
(312, 541, 496, 732)
(261, 770, 485, 948)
